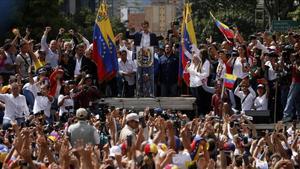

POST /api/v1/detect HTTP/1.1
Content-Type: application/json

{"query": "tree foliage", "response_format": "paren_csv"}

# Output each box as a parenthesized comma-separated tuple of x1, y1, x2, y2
(188, 0, 257, 43)
(2, 0, 126, 44)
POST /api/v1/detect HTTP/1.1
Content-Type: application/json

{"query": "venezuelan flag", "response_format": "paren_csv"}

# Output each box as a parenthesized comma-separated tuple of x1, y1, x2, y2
(179, 3, 197, 87)
(210, 12, 235, 41)
(224, 73, 237, 89)
(92, 3, 118, 81)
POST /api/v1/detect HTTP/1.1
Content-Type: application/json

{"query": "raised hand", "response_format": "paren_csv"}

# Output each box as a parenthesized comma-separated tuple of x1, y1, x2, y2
(59, 28, 65, 34)
(45, 26, 52, 34)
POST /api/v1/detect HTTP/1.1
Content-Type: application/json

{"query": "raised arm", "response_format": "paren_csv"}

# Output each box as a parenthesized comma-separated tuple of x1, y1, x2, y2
(248, 86, 256, 97)
(234, 83, 242, 98)
(78, 32, 90, 48)
(41, 27, 51, 52)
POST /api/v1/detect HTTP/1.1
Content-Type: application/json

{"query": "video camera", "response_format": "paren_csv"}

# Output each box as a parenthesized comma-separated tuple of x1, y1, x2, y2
(87, 99, 109, 123)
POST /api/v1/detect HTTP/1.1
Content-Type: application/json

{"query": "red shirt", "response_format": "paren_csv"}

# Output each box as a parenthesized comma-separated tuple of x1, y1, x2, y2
(292, 65, 300, 84)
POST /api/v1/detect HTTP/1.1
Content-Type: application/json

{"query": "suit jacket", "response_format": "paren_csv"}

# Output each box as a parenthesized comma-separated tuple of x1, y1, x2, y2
(72, 56, 98, 80)
(126, 31, 158, 47)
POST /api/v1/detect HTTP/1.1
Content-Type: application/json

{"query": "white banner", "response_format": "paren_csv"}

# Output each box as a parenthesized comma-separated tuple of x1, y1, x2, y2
(120, 7, 128, 23)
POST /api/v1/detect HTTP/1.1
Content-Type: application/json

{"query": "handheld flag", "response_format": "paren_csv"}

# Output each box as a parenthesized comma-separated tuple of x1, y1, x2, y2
(224, 73, 237, 89)
(210, 12, 235, 42)
(92, 2, 118, 81)
(179, 3, 197, 86)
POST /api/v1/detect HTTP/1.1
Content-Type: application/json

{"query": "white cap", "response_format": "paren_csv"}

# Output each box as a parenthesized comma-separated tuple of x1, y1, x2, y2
(109, 146, 121, 157)
(76, 108, 88, 119)
(257, 84, 265, 88)
(126, 113, 139, 122)
(255, 159, 268, 169)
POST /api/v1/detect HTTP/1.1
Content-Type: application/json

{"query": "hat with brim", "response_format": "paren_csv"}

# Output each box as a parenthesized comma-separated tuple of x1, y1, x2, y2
(257, 84, 264, 88)
(109, 146, 122, 157)
(126, 113, 139, 122)
(76, 108, 88, 120)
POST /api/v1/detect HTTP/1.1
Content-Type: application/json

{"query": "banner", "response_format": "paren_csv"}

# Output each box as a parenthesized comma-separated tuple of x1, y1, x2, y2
(136, 47, 154, 97)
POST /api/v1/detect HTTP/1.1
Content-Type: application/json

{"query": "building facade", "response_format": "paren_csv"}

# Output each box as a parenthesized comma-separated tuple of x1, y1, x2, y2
(144, 4, 176, 35)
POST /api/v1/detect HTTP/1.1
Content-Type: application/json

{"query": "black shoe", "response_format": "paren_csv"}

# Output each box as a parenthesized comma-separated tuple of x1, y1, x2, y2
(282, 117, 293, 123)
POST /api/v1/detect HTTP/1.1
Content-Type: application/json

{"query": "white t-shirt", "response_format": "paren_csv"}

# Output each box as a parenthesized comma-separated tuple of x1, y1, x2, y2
(58, 94, 74, 116)
(232, 57, 252, 79)
(0, 94, 29, 120)
(29, 84, 53, 117)
(265, 61, 277, 81)
(254, 94, 268, 110)
(234, 86, 256, 111)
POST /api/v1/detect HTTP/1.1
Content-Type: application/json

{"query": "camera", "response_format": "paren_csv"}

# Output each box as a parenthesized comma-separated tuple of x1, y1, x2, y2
(87, 101, 109, 123)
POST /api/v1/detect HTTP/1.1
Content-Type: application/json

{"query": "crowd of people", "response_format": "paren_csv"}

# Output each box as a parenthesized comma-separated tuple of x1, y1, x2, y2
(0, 19, 298, 168)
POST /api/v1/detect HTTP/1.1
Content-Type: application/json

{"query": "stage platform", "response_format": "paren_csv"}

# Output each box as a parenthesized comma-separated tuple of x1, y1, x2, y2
(255, 123, 300, 130)
(101, 97, 299, 130)
(102, 97, 196, 111)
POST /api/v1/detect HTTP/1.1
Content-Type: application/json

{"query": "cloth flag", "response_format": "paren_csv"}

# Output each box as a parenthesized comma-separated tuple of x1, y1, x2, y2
(92, 3, 118, 81)
(179, 3, 197, 86)
(190, 135, 204, 161)
(210, 12, 235, 42)
(224, 73, 237, 89)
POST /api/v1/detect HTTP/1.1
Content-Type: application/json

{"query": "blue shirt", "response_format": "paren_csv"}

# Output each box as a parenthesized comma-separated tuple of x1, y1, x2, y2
(159, 53, 179, 84)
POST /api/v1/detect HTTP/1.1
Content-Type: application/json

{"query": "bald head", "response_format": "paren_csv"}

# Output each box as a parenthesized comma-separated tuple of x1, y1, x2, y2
(50, 40, 58, 51)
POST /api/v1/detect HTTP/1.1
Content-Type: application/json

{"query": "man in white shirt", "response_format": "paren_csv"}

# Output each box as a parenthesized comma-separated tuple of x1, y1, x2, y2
(119, 40, 133, 61)
(254, 84, 268, 110)
(125, 21, 158, 48)
(234, 80, 256, 111)
(126, 21, 158, 97)
(28, 75, 54, 124)
(265, 52, 278, 82)
(118, 50, 136, 97)
(41, 27, 59, 68)
(119, 113, 139, 148)
(0, 83, 29, 130)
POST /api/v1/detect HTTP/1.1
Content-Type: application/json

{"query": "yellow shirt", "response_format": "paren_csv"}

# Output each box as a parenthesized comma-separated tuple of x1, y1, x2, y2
(34, 60, 46, 71)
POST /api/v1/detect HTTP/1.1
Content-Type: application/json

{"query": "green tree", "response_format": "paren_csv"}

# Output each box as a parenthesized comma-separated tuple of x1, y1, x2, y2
(189, 0, 257, 42)
(11, 0, 67, 41)
(265, 0, 299, 26)
(2, 0, 126, 43)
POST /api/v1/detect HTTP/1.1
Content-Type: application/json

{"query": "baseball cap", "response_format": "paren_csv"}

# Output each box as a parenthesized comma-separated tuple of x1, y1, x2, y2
(109, 146, 122, 157)
(76, 108, 88, 120)
(257, 84, 264, 88)
(126, 113, 139, 122)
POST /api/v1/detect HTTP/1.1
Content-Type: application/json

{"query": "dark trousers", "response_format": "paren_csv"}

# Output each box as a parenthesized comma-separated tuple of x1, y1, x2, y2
(100, 77, 118, 97)
(119, 79, 135, 97)
(190, 86, 210, 117)
(160, 83, 177, 97)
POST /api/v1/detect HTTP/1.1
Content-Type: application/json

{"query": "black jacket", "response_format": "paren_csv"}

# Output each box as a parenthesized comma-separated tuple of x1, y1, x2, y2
(72, 56, 98, 80)
(126, 31, 158, 47)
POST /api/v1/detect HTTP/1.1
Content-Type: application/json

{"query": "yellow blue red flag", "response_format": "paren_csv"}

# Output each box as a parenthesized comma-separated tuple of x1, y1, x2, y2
(210, 12, 235, 42)
(92, 2, 118, 81)
(179, 3, 197, 86)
